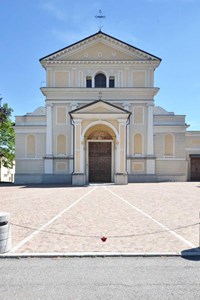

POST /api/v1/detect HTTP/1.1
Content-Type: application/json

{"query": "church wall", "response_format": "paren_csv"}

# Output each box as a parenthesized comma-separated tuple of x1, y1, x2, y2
(47, 64, 151, 89)
(55, 71, 70, 87)
(128, 104, 148, 156)
(51, 104, 71, 157)
(15, 159, 44, 174)
(132, 71, 146, 87)
(131, 160, 146, 174)
(185, 132, 200, 149)
(15, 125, 46, 182)
(154, 132, 186, 158)
(154, 115, 185, 125)
(15, 115, 46, 124)
(47, 67, 52, 87)
(156, 160, 187, 181)
(54, 160, 70, 173)
(15, 134, 26, 158)
(174, 133, 186, 158)
(15, 132, 45, 158)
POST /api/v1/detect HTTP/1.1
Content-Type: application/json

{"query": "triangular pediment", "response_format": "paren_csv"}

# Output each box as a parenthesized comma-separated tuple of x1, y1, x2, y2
(40, 31, 161, 63)
(69, 100, 130, 117)
(59, 41, 137, 61)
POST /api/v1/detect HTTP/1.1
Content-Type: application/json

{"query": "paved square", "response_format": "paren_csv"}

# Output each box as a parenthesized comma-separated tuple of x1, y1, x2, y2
(0, 182, 200, 254)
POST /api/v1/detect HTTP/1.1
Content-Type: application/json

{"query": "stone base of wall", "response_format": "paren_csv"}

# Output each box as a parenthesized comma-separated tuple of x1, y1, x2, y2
(115, 173, 128, 185)
(128, 174, 187, 183)
(14, 173, 188, 185)
(156, 174, 187, 182)
(128, 174, 158, 183)
(14, 174, 72, 185)
(72, 173, 85, 186)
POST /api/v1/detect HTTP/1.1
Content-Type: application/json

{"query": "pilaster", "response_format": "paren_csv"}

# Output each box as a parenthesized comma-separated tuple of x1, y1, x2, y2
(45, 103, 53, 174)
(146, 103, 155, 174)
(46, 103, 53, 156)
(115, 119, 128, 184)
(73, 119, 82, 173)
(70, 102, 78, 173)
(123, 102, 131, 173)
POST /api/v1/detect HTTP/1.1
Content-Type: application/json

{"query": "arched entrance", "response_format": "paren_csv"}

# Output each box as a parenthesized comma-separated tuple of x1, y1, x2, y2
(85, 125, 115, 183)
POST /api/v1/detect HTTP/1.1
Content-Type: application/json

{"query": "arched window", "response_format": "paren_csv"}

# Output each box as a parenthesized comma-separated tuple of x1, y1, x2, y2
(57, 135, 66, 155)
(109, 76, 115, 88)
(86, 76, 92, 88)
(27, 135, 36, 157)
(165, 134, 174, 156)
(95, 73, 106, 88)
(134, 134, 142, 155)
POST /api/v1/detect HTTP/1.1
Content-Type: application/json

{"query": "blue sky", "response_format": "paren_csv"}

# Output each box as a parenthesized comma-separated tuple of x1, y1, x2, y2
(1, 0, 200, 129)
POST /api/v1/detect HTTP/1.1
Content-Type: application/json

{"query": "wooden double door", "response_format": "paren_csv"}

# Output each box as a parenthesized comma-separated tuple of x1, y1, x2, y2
(89, 142, 112, 183)
(191, 157, 200, 181)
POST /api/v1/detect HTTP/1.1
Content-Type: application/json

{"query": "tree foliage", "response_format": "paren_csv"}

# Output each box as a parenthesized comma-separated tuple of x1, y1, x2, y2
(0, 102, 15, 168)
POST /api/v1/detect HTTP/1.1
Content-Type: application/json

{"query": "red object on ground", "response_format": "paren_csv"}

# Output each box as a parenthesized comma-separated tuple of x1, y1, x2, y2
(101, 236, 107, 242)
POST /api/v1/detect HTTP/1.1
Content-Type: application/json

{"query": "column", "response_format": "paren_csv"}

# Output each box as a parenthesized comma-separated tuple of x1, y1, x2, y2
(70, 103, 78, 173)
(74, 119, 82, 173)
(115, 119, 128, 185)
(92, 77, 94, 88)
(107, 76, 109, 88)
(123, 102, 130, 173)
(46, 104, 53, 156)
(44, 103, 53, 174)
(146, 103, 155, 174)
(72, 119, 85, 185)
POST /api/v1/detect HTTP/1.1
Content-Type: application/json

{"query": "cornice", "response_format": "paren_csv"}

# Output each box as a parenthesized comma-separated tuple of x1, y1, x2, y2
(153, 125, 189, 133)
(41, 87, 159, 100)
(42, 60, 159, 68)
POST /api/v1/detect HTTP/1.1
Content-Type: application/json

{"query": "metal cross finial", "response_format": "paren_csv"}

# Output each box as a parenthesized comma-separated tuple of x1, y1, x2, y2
(95, 9, 106, 31)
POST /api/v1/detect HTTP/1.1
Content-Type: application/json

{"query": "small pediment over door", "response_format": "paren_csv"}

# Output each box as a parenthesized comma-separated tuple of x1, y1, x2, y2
(69, 100, 131, 120)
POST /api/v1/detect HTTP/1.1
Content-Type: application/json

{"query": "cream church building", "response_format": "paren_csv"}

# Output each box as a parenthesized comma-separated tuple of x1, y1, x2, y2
(14, 31, 200, 185)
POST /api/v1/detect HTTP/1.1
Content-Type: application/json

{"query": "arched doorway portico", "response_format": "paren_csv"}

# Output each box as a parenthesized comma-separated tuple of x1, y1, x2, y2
(85, 125, 115, 183)
(69, 100, 130, 186)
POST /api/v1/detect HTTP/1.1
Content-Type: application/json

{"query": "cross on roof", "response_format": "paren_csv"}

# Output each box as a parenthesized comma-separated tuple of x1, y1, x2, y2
(95, 9, 106, 31)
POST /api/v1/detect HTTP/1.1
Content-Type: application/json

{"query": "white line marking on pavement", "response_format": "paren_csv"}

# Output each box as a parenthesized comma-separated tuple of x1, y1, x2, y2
(105, 187, 196, 248)
(10, 187, 97, 253)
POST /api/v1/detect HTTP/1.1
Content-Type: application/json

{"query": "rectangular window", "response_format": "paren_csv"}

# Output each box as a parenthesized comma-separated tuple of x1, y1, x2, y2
(109, 77, 115, 88)
(86, 77, 92, 88)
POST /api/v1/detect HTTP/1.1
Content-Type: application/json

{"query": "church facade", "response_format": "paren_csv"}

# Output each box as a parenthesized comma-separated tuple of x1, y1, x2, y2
(14, 31, 200, 184)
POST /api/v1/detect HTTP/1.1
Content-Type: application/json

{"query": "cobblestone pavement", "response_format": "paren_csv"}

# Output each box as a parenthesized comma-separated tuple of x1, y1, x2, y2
(0, 182, 200, 253)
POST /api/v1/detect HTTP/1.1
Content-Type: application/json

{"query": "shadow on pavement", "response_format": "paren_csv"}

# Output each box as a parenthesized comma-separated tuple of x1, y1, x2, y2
(181, 247, 200, 261)
(0, 182, 88, 189)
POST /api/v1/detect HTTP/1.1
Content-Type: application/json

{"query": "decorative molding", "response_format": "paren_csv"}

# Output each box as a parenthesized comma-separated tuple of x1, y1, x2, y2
(42, 60, 158, 66)
(88, 131, 113, 140)
(43, 33, 155, 62)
